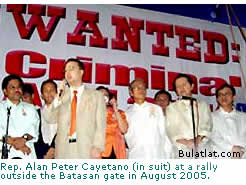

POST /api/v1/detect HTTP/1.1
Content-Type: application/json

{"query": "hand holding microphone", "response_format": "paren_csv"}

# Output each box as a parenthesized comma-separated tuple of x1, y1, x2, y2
(57, 79, 67, 100)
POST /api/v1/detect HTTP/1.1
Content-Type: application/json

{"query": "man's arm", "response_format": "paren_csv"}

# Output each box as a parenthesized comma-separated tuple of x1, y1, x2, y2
(176, 136, 205, 149)
(231, 113, 246, 159)
(44, 147, 55, 159)
(25, 107, 40, 143)
(166, 103, 184, 145)
(8, 106, 40, 155)
(198, 102, 213, 138)
(90, 92, 106, 159)
(109, 98, 128, 134)
(157, 107, 173, 158)
(7, 136, 31, 155)
(42, 99, 60, 126)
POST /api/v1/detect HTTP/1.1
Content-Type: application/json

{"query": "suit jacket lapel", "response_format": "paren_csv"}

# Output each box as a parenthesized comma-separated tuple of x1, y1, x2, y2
(62, 88, 71, 130)
(63, 88, 71, 105)
(77, 87, 89, 113)
(76, 88, 92, 136)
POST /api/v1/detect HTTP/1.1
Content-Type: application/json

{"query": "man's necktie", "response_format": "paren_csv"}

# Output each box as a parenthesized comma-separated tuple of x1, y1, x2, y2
(70, 90, 78, 136)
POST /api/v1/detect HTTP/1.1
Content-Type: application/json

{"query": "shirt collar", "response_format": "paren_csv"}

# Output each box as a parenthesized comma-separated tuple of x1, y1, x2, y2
(133, 101, 148, 109)
(6, 98, 22, 108)
(70, 84, 85, 97)
(219, 106, 236, 115)
(177, 99, 191, 106)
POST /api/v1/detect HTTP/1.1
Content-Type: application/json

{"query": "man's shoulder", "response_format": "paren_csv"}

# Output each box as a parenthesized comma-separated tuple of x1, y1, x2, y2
(146, 101, 162, 111)
(211, 109, 220, 117)
(166, 101, 183, 117)
(166, 101, 179, 110)
(197, 99, 209, 106)
(166, 99, 210, 112)
(84, 88, 95, 93)
(126, 102, 162, 113)
(84, 88, 101, 96)
(235, 110, 246, 118)
(0, 101, 7, 111)
(147, 102, 164, 117)
(126, 104, 134, 114)
(0, 100, 6, 106)
(21, 102, 38, 112)
(168, 101, 178, 107)
(211, 108, 245, 117)
(83, 88, 105, 105)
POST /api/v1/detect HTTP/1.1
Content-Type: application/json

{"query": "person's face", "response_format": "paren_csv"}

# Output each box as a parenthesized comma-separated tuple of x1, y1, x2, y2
(99, 89, 110, 104)
(175, 77, 194, 97)
(42, 82, 57, 105)
(130, 80, 147, 102)
(3, 79, 23, 104)
(22, 92, 34, 104)
(155, 93, 170, 111)
(64, 61, 84, 86)
(217, 87, 235, 108)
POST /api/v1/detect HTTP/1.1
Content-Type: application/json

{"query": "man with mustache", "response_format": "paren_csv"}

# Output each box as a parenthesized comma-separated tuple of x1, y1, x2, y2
(125, 78, 172, 159)
(0, 74, 39, 159)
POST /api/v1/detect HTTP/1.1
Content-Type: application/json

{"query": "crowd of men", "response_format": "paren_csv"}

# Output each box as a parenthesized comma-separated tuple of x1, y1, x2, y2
(0, 58, 245, 159)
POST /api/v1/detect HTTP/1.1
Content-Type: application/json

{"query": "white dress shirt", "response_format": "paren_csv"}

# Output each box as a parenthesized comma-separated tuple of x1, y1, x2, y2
(211, 107, 246, 158)
(53, 85, 85, 139)
(54, 85, 85, 108)
(0, 99, 39, 159)
(125, 101, 172, 159)
(41, 105, 57, 145)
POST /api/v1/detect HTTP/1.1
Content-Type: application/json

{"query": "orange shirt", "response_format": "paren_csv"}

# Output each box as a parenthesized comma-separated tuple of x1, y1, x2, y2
(101, 107, 127, 159)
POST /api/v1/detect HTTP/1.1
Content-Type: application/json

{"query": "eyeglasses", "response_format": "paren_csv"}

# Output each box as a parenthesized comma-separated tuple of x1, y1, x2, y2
(218, 92, 232, 97)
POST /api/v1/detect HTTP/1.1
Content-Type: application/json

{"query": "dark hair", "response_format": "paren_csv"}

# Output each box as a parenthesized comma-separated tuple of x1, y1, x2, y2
(2, 74, 24, 91)
(64, 58, 85, 71)
(96, 86, 110, 95)
(216, 83, 236, 98)
(109, 93, 115, 101)
(129, 78, 146, 91)
(23, 84, 34, 95)
(173, 73, 193, 93)
(154, 90, 172, 102)
(41, 79, 57, 94)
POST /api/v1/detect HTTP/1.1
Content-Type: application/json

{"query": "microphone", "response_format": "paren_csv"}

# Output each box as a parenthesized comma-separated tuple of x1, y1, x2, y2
(7, 107, 11, 116)
(179, 96, 196, 101)
(2, 107, 12, 159)
(58, 79, 69, 97)
(59, 89, 63, 97)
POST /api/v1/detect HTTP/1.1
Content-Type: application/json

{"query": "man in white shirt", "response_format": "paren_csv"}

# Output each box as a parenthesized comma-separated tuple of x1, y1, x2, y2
(166, 74, 212, 158)
(28, 80, 57, 159)
(45, 58, 106, 159)
(211, 84, 246, 159)
(125, 78, 172, 159)
(40, 80, 58, 158)
(0, 74, 39, 159)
